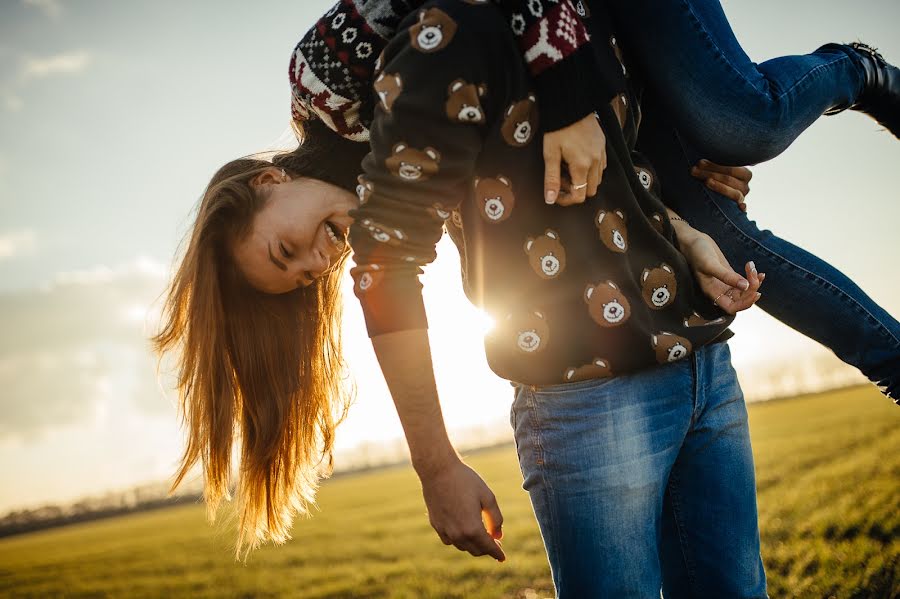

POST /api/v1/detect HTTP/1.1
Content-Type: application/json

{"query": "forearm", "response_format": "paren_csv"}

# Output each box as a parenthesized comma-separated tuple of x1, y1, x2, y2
(371, 329, 460, 477)
(665, 206, 702, 245)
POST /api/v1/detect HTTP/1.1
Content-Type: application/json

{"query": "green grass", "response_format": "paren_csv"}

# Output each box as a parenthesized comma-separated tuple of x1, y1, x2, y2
(1, 385, 897, 598)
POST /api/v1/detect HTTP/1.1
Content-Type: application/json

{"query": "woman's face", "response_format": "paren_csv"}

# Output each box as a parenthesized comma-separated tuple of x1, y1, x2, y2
(232, 168, 358, 294)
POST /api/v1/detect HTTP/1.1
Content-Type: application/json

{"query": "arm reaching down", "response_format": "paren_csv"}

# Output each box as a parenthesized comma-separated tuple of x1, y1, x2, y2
(372, 330, 505, 561)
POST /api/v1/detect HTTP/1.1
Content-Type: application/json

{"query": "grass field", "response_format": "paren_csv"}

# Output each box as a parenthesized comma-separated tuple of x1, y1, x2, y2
(1, 385, 897, 598)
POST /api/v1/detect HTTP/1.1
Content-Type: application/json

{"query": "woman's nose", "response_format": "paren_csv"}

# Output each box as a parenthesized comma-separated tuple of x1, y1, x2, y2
(305, 250, 330, 279)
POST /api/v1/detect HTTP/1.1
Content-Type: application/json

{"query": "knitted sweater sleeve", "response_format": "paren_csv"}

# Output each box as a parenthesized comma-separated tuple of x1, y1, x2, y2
(495, 0, 626, 132)
(347, 2, 507, 337)
(290, 0, 626, 140)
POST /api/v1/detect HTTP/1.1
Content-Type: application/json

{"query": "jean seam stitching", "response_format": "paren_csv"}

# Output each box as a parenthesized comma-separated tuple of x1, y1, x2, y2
(672, 130, 900, 350)
(526, 389, 563, 584)
(667, 469, 699, 592)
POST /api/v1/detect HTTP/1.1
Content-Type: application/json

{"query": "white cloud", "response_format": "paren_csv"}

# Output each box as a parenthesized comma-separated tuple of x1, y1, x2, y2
(0, 258, 175, 439)
(0, 229, 36, 260)
(22, 51, 91, 79)
(22, 0, 63, 19)
(47, 255, 167, 288)
(3, 94, 23, 112)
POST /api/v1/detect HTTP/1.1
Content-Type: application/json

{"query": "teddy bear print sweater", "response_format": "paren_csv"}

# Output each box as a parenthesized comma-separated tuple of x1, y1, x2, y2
(290, 0, 623, 140)
(347, 0, 735, 386)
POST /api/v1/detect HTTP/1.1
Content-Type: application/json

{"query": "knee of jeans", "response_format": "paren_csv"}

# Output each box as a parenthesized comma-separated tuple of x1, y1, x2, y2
(684, 116, 790, 165)
(681, 94, 793, 165)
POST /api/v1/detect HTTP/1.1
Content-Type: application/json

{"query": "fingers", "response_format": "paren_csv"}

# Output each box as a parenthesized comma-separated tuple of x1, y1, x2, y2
(586, 159, 601, 198)
(543, 143, 562, 205)
(432, 492, 506, 561)
(714, 261, 764, 313)
(691, 167, 749, 207)
(482, 494, 504, 540)
(440, 526, 505, 561)
(556, 158, 591, 206)
(706, 259, 751, 293)
(693, 159, 753, 182)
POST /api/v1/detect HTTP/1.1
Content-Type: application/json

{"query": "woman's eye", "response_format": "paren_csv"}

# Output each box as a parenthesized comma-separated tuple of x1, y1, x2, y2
(279, 242, 292, 259)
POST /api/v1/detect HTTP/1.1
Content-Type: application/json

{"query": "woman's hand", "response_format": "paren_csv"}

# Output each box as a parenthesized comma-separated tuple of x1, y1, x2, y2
(420, 458, 506, 561)
(690, 159, 752, 212)
(674, 223, 764, 314)
(543, 113, 607, 206)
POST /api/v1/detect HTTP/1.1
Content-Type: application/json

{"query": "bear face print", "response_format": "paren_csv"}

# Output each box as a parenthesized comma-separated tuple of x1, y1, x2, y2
(651, 332, 693, 363)
(650, 212, 665, 235)
(445, 79, 487, 124)
(506, 311, 550, 354)
(595, 209, 628, 253)
(563, 358, 612, 382)
(385, 143, 441, 182)
(635, 166, 653, 191)
(641, 263, 678, 309)
(475, 176, 515, 223)
(683, 312, 727, 328)
(373, 72, 402, 113)
(409, 7, 457, 53)
(353, 264, 383, 294)
(359, 219, 406, 246)
(524, 229, 566, 279)
(501, 94, 538, 146)
(356, 174, 374, 205)
(584, 281, 631, 327)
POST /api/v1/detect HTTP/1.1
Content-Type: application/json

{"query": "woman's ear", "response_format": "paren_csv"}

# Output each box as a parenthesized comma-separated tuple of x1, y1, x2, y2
(250, 167, 289, 187)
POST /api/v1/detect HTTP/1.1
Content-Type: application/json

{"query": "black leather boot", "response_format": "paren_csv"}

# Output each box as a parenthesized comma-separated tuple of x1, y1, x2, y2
(824, 42, 899, 139)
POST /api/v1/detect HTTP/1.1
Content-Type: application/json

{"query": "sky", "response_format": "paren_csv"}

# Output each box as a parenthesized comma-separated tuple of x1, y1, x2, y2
(0, 0, 898, 514)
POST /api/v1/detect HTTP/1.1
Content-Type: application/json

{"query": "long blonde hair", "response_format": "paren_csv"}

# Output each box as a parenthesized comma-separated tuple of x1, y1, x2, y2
(153, 121, 367, 560)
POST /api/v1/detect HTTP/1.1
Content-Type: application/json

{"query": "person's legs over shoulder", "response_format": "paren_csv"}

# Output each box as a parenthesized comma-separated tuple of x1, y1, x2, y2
(511, 363, 695, 598)
(658, 342, 769, 599)
(606, 0, 867, 164)
(635, 93, 900, 404)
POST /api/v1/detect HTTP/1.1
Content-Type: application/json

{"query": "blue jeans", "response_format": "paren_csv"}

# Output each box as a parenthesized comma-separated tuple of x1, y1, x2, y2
(606, 0, 866, 165)
(510, 341, 767, 598)
(634, 91, 900, 403)
(600, 0, 900, 401)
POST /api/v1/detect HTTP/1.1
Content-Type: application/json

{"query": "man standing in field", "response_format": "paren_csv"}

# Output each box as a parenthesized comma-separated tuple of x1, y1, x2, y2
(344, 1, 765, 596)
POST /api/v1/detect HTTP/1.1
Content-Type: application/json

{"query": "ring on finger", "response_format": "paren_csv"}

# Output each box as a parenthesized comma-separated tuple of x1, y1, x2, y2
(714, 291, 727, 306)
(572, 182, 588, 190)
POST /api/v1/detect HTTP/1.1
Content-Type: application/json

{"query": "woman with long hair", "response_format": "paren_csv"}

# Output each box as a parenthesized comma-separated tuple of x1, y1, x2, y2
(151, 121, 368, 557)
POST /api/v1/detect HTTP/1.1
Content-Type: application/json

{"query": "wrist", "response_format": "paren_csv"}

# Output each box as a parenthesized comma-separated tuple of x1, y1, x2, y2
(412, 444, 461, 479)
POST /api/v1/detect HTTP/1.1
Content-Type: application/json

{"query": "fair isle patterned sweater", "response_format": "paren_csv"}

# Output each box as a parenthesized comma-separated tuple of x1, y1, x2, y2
(289, 0, 625, 140)
(345, 0, 734, 386)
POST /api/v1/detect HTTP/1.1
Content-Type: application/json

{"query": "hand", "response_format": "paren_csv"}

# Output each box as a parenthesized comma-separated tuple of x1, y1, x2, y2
(420, 458, 506, 562)
(543, 113, 607, 206)
(690, 159, 752, 212)
(679, 230, 764, 314)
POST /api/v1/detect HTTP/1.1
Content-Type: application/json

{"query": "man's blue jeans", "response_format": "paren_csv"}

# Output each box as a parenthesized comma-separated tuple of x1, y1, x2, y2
(510, 342, 768, 598)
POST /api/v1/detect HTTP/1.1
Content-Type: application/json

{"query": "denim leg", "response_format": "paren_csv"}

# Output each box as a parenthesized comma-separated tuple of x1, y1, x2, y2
(510, 361, 696, 598)
(658, 343, 769, 599)
(636, 93, 900, 403)
(605, 0, 866, 164)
